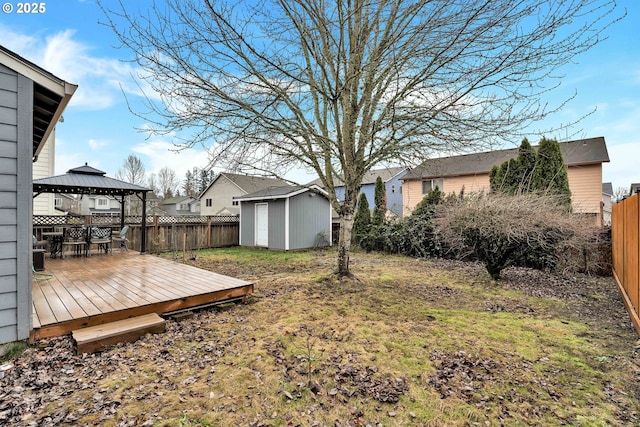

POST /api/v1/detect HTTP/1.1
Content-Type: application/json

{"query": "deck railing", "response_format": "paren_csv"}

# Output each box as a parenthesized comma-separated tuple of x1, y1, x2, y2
(33, 214, 240, 253)
(612, 193, 640, 335)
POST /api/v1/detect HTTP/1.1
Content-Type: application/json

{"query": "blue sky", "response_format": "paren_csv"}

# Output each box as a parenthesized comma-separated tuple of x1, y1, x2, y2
(1, 0, 639, 192)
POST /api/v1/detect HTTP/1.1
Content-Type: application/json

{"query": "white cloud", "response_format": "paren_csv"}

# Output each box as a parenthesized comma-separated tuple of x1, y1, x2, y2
(88, 139, 109, 150)
(131, 139, 211, 182)
(1, 25, 150, 110)
(603, 141, 640, 190)
(53, 140, 91, 175)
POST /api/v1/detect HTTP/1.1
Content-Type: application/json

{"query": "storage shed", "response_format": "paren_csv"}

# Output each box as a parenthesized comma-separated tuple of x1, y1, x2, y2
(235, 185, 331, 250)
(0, 45, 76, 344)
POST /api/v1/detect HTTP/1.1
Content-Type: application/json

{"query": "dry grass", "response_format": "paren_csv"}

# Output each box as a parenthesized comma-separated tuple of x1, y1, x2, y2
(8, 247, 640, 426)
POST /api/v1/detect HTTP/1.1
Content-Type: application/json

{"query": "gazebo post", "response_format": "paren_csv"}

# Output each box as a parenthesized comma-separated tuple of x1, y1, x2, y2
(140, 191, 147, 254)
(120, 195, 125, 230)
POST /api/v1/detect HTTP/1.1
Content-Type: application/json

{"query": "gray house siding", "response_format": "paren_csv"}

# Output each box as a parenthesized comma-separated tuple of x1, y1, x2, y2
(239, 203, 255, 246)
(0, 65, 32, 343)
(289, 192, 330, 249)
(268, 200, 286, 250)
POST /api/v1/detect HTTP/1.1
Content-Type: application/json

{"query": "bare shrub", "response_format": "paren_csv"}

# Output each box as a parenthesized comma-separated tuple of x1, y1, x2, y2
(435, 193, 599, 279)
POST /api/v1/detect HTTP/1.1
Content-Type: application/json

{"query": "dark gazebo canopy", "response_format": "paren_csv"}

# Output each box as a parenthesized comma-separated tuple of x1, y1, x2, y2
(33, 163, 151, 253)
(33, 163, 151, 196)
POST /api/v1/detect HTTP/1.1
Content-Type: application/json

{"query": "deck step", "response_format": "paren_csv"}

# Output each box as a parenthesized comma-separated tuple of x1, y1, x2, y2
(73, 313, 166, 354)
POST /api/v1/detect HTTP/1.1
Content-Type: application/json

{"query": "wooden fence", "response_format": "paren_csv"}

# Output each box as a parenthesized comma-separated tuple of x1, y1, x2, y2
(33, 214, 239, 253)
(612, 193, 640, 335)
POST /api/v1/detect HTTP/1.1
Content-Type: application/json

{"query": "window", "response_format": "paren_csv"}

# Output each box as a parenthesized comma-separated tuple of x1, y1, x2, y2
(232, 200, 238, 206)
(179, 203, 189, 211)
(391, 185, 395, 194)
(206, 198, 212, 207)
(422, 178, 444, 194)
(54, 197, 62, 207)
(96, 198, 109, 209)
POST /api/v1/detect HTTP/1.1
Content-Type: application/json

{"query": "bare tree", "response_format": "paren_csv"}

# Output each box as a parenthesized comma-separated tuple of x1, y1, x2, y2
(116, 154, 146, 215)
(101, 0, 620, 277)
(613, 186, 629, 203)
(115, 154, 146, 186)
(157, 166, 179, 199)
(147, 173, 159, 198)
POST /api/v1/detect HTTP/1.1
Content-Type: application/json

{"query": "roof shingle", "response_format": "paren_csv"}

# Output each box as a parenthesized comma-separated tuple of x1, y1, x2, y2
(403, 137, 609, 180)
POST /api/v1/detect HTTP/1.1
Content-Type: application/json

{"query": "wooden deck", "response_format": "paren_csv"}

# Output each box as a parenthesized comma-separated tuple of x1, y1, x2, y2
(31, 250, 253, 340)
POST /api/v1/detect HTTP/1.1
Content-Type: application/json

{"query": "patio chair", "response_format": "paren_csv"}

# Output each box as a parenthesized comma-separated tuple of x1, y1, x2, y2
(89, 226, 112, 255)
(61, 226, 89, 258)
(112, 225, 130, 251)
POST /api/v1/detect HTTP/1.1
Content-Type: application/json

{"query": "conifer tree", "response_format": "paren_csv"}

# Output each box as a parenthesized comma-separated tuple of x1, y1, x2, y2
(372, 176, 386, 226)
(518, 138, 536, 191)
(353, 193, 371, 245)
(532, 137, 571, 207)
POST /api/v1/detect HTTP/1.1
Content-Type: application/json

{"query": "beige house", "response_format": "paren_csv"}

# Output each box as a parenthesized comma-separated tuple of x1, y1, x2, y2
(402, 137, 610, 225)
(199, 172, 289, 216)
(32, 131, 61, 215)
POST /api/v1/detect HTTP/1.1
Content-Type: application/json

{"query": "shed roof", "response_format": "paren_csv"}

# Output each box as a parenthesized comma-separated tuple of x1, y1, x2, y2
(234, 185, 327, 202)
(33, 163, 152, 197)
(403, 137, 609, 180)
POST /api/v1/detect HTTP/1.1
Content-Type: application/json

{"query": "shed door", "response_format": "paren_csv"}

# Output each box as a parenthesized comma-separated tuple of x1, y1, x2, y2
(255, 203, 268, 247)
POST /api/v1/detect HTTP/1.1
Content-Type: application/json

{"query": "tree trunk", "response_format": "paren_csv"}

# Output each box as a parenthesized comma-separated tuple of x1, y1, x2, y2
(336, 212, 354, 278)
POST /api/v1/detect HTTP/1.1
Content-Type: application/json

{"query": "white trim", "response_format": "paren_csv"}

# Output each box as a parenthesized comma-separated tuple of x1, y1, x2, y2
(284, 197, 290, 250)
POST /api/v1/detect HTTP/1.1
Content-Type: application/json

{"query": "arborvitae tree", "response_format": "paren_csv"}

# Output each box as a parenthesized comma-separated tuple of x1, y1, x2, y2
(532, 137, 571, 207)
(518, 138, 536, 191)
(489, 165, 501, 191)
(505, 158, 521, 192)
(352, 193, 371, 245)
(372, 176, 386, 226)
(491, 138, 548, 195)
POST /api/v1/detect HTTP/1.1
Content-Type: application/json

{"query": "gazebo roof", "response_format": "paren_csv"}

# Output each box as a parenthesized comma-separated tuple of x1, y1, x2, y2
(33, 163, 152, 197)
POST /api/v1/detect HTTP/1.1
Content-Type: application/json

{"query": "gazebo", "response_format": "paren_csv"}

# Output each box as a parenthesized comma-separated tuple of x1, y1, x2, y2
(33, 163, 152, 253)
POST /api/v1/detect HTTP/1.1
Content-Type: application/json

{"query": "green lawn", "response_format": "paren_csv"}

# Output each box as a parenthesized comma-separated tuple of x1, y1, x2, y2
(7, 247, 640, 426)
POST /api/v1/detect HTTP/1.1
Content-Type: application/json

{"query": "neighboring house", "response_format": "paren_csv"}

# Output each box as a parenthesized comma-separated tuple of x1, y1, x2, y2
(162, 196, 200, 215)
(32, 131, 60, 215)
(79, 194, 121, 217)
(630, 184, 640, 196)
(402, 137, 610, 226)
(602, 182, 613, 226)
(235, 185, 331, 250)
(145, 192, 166, 216)
(54, 193, 81, 215)
(0, 45, 76, 344)
(199, 172, 289, 216)
(309, 167, 409, 217)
